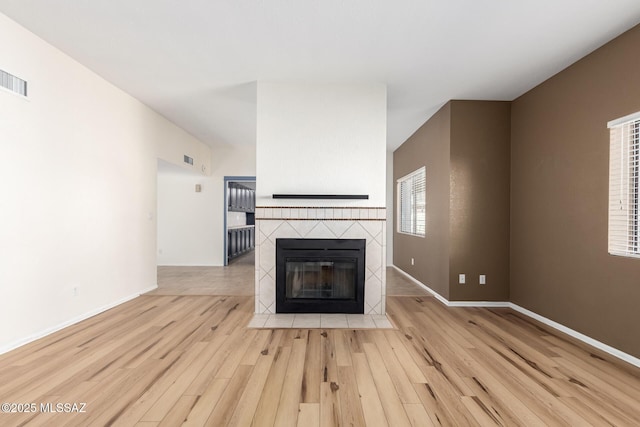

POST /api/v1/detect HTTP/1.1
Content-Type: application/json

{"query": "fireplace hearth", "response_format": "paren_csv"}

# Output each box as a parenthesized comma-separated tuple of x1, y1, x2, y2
(276, 238, 365, 313)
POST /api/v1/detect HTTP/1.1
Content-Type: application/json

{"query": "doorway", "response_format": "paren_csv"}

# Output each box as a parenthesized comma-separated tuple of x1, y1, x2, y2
(224, 176, 256, 266)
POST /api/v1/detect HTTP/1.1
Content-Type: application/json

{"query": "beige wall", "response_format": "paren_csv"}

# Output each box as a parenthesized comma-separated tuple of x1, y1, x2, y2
(449, 101, 511, 301)
(394, 103, 451, 299)
(511, 24, 640, 357)
(394, 23, 640, 358)
(394, 101, 511, 301)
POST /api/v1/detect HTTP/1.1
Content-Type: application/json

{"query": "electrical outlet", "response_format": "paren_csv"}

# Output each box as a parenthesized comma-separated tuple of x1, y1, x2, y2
(73, 287, 78, 297)
(411, 258, 414, 266)
(479, 275, 486, 285)
(459, 274, 465, 284)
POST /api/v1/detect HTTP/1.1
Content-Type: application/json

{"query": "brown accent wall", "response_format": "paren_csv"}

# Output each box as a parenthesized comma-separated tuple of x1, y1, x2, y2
(394, 103, 451, 299)
(449, 101, 511, 300)
(511, 25, 640, 357)
(393, 101, 511, 301)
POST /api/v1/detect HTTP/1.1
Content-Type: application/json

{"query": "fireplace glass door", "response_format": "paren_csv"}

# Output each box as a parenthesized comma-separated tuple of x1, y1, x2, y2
(285, 260, 357, 300)
(276, 238, 366, 313)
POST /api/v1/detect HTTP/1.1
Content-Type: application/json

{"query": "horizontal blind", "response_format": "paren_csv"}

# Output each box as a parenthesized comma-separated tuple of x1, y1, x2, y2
(398, 167, 426, 236)
(608, 116, 640, 256)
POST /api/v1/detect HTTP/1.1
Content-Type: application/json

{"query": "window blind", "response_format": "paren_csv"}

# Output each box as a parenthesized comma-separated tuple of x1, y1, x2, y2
(397, 167, 426, 237)
(608, 113, 640, 257)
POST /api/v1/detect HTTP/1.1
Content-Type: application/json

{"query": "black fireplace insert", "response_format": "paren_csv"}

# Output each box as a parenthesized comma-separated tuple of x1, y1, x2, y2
(275, 238, 366, 313)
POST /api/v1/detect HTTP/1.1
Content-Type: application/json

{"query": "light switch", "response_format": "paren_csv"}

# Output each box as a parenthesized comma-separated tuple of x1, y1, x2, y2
(459, 274, 465, 284)
(479, 274, 486, 285)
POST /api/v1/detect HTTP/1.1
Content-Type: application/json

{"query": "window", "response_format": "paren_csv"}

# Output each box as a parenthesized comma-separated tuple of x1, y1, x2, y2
(608, 112, 640, 257)
(397, 166, 426, 237)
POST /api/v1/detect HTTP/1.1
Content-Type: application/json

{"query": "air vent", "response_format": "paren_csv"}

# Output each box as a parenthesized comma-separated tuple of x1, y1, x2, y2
(0, 69, 27, 97)
(183, 155, 194, 165)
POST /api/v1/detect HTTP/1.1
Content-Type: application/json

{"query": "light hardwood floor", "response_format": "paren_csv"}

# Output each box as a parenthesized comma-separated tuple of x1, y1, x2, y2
(1, 264, 639, 426)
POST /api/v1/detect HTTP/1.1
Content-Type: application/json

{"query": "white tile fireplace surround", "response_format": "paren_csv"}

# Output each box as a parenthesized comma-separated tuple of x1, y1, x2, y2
(255, 207, 386, 315)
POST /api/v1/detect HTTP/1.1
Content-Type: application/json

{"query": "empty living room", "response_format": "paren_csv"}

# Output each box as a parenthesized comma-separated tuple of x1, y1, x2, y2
(1, 1, 640, 426)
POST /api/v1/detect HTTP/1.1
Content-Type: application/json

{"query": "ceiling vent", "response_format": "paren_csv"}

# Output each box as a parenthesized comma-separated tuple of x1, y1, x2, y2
(0, 69, 27, 97)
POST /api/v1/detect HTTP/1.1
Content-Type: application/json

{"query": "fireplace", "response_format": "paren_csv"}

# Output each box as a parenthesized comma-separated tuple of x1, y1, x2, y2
(275, 238, 366, 313)
(255, 206, 386, 314)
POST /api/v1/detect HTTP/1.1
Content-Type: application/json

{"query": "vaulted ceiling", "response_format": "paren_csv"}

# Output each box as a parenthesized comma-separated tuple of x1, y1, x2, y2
(2, 1, 640, 150)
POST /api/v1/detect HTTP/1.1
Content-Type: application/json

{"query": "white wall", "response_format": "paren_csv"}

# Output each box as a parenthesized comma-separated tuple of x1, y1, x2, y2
(158, 129, 211, 176)
(157, 144, 256, 266)
(256, 82, 387, 207)
(0, 13, 208, 353)
(157, 162, 214, 266)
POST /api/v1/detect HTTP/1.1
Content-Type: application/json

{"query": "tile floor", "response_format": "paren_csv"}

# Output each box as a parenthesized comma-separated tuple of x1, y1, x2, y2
(247, 313, 395, 329)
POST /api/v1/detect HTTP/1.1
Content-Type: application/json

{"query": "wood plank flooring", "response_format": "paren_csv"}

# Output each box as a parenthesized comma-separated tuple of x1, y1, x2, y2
(1, 270, 639, 425)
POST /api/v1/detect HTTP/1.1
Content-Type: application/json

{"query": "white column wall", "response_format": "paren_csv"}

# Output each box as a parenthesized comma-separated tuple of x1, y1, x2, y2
(256, 82, 387, 207)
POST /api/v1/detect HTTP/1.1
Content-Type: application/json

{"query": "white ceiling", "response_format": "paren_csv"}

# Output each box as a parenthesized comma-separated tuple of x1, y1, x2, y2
(2, 1, 640, 150)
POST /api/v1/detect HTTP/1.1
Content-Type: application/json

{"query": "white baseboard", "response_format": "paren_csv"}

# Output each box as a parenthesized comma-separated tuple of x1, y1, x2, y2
(507, 302, 640, 368)
(390, 265, 509, 307)
(389, 265, 640, 368)
(390, 264, 450, 305)
(447, 301, 511, 308)
(0, 285, 158, 356)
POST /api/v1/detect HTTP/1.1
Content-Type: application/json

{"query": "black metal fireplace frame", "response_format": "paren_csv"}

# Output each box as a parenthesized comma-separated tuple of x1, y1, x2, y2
(275, 238, 366, 313)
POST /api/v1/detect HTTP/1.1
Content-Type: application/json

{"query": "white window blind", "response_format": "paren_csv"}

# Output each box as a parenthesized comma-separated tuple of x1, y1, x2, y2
(397, 167, 426, 237)
(608, 112, 640, 257)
